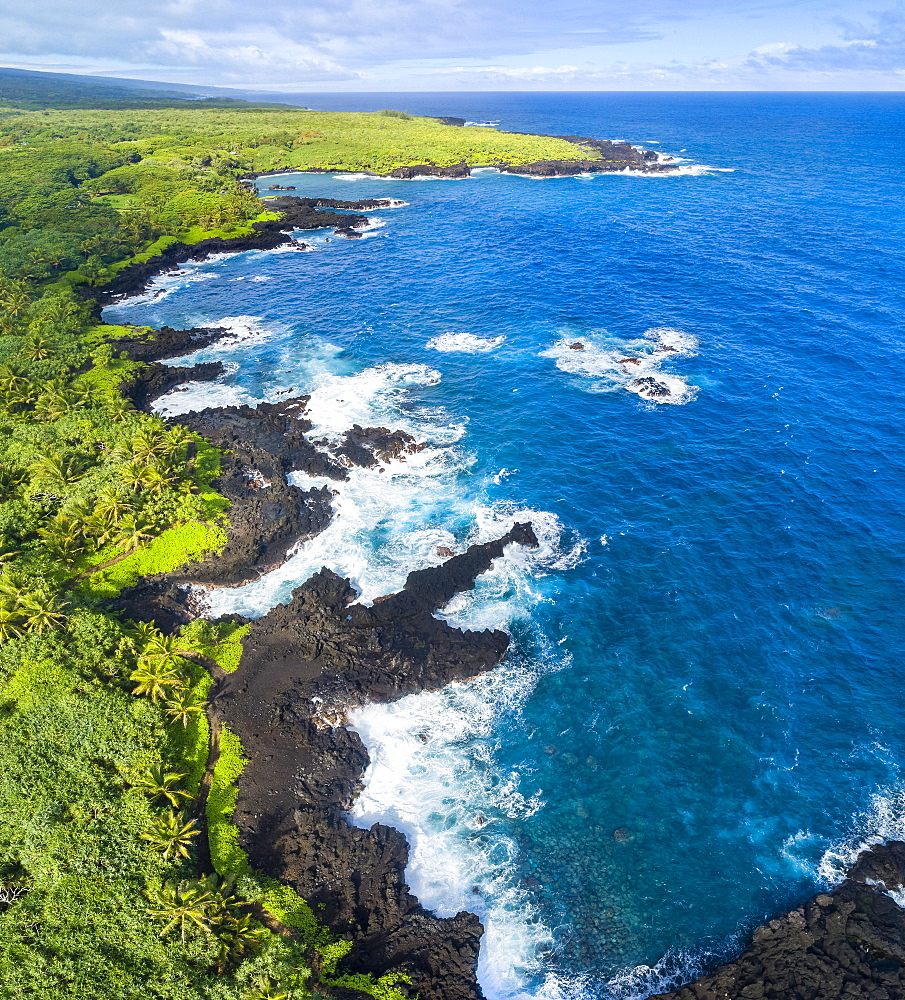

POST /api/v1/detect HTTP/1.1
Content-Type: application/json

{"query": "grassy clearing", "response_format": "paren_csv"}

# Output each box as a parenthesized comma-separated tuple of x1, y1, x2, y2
(2, 106, 592, 177)
(84, 521, 228, 599)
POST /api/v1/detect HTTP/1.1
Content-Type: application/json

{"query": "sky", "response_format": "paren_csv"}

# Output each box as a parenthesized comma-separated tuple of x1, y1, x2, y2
(0, 0, 903, 91)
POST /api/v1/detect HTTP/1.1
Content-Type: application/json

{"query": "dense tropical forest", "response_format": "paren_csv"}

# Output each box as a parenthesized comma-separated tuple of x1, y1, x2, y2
(0, 72, 591, 998)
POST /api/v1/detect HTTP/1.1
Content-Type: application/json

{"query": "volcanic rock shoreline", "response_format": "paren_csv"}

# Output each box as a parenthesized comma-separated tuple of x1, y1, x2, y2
(97, 195, 402, 302)
(98, 186, 905, 1000)
(651, 841, 905, 1000)
(102, 281, 544, 998)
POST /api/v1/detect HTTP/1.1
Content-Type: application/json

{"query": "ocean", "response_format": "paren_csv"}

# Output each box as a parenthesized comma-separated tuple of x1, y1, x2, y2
(103, 92, 905, 999)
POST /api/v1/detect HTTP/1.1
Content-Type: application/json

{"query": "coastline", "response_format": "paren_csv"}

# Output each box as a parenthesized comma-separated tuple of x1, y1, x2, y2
(94, 232, 540, 998)
(239, 136, 679, 183)
(99, 197, 905, 1000)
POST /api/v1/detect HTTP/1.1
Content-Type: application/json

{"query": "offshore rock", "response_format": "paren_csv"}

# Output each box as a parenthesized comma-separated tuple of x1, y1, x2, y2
(336, 425, 426, 468)
(210, 523, 539, 1000)
(631, 376, 671, 397)
(649, 840, 905, 1000)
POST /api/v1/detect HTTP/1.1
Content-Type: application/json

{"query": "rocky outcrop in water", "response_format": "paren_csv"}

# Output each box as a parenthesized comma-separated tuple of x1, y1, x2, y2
(630, 376, 672, 398)
(336, 425, 426, 468)
(649, 841, 905, 1000)
(210, 522, 539, 1000)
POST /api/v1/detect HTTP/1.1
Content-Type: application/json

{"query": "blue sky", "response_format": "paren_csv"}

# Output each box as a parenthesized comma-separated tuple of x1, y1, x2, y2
(0, 0, 903, 90)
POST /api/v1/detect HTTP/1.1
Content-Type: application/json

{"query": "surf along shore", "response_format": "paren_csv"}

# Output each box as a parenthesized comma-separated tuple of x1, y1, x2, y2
(4, 93, 905, 1000)
(98, 188, 905, 1000)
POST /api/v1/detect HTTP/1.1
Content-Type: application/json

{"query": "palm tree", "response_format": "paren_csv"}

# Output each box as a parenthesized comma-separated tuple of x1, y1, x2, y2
(125, 620, 163, 649)
(0, 606, 25, 642)
(119, 461, 148, 492)
(44, 532, 84, 566)
(242, 976, 289, 1000)
(34, 390, 74, 423)
(137, 461, 173, 494)
(0, 573, 28, 605)
(162, 687, 205, 728)
(93, 489, 135, 528)
(0, 365, 25, 394)
(107, 397, 137, 424)
(19, 591, 69, 633)
(165, 425, 194, 456)
(131, 429, 169, 465)
(0, 547, 19, 567)
(146, 879, 220, 942)
(129, 660, 185, 702)
(113, 515, 156, 552)
(2, 386, 35, 413)
(131, 764, 192, 808)
(140, 811, 200, 861)
(21, 336, 51, 362)
(30, 454, 83, 489)
(214, 913, 269, 973)
(38, 513, 86, 546)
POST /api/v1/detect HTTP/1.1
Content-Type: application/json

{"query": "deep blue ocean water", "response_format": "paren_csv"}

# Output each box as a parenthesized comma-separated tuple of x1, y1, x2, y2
(105, 93, 905, 999)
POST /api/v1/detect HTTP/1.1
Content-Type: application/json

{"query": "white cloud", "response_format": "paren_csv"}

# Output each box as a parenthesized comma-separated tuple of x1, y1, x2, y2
(1, 0, 904, 88)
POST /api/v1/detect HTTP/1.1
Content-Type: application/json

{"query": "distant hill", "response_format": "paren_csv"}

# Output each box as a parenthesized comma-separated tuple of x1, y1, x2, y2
(0, 66, 303, 110)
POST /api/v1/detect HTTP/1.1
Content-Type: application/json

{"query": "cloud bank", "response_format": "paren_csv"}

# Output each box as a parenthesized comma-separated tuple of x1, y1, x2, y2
(0, 0, 903, 89)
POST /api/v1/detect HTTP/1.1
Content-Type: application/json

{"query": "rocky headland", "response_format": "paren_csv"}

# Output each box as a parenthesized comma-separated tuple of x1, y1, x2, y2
(98, 196, 405, 302)
(97, 175, 905, 1000)
(241, 130, 677, 181)
(101, 292, 542, 998)
(210, 523, 539, 1000)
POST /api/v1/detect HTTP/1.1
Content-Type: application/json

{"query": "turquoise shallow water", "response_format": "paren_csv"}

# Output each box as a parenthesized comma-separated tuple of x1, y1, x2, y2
(105, 94, 905, 999)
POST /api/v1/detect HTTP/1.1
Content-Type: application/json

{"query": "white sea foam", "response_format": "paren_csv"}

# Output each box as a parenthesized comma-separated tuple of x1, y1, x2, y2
(597, 948, 712, 1000)
(348, 654, 555, 1000)
(153, 378, 258, 416)
(814, 789, 905, 887)
(150, 316, 276, 416)
(304, 362, 447, 440)
(348, 506, 582, 999)
(540, 328, 699, 405)
(334, 172, 388, 181)
(427, 331, 506, 354)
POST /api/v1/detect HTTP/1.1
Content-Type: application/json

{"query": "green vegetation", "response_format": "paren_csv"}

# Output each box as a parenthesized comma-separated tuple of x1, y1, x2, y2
(0, 72, 581, 997)
(0, 67, 303, 112)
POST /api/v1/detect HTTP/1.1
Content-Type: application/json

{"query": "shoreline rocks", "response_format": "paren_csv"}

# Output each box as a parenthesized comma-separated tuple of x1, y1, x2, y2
(121, 359, 224, 412)
(97, 196, 396, 302)
(210, 523, 539, 1000)
(649, 841, 905, 1000)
